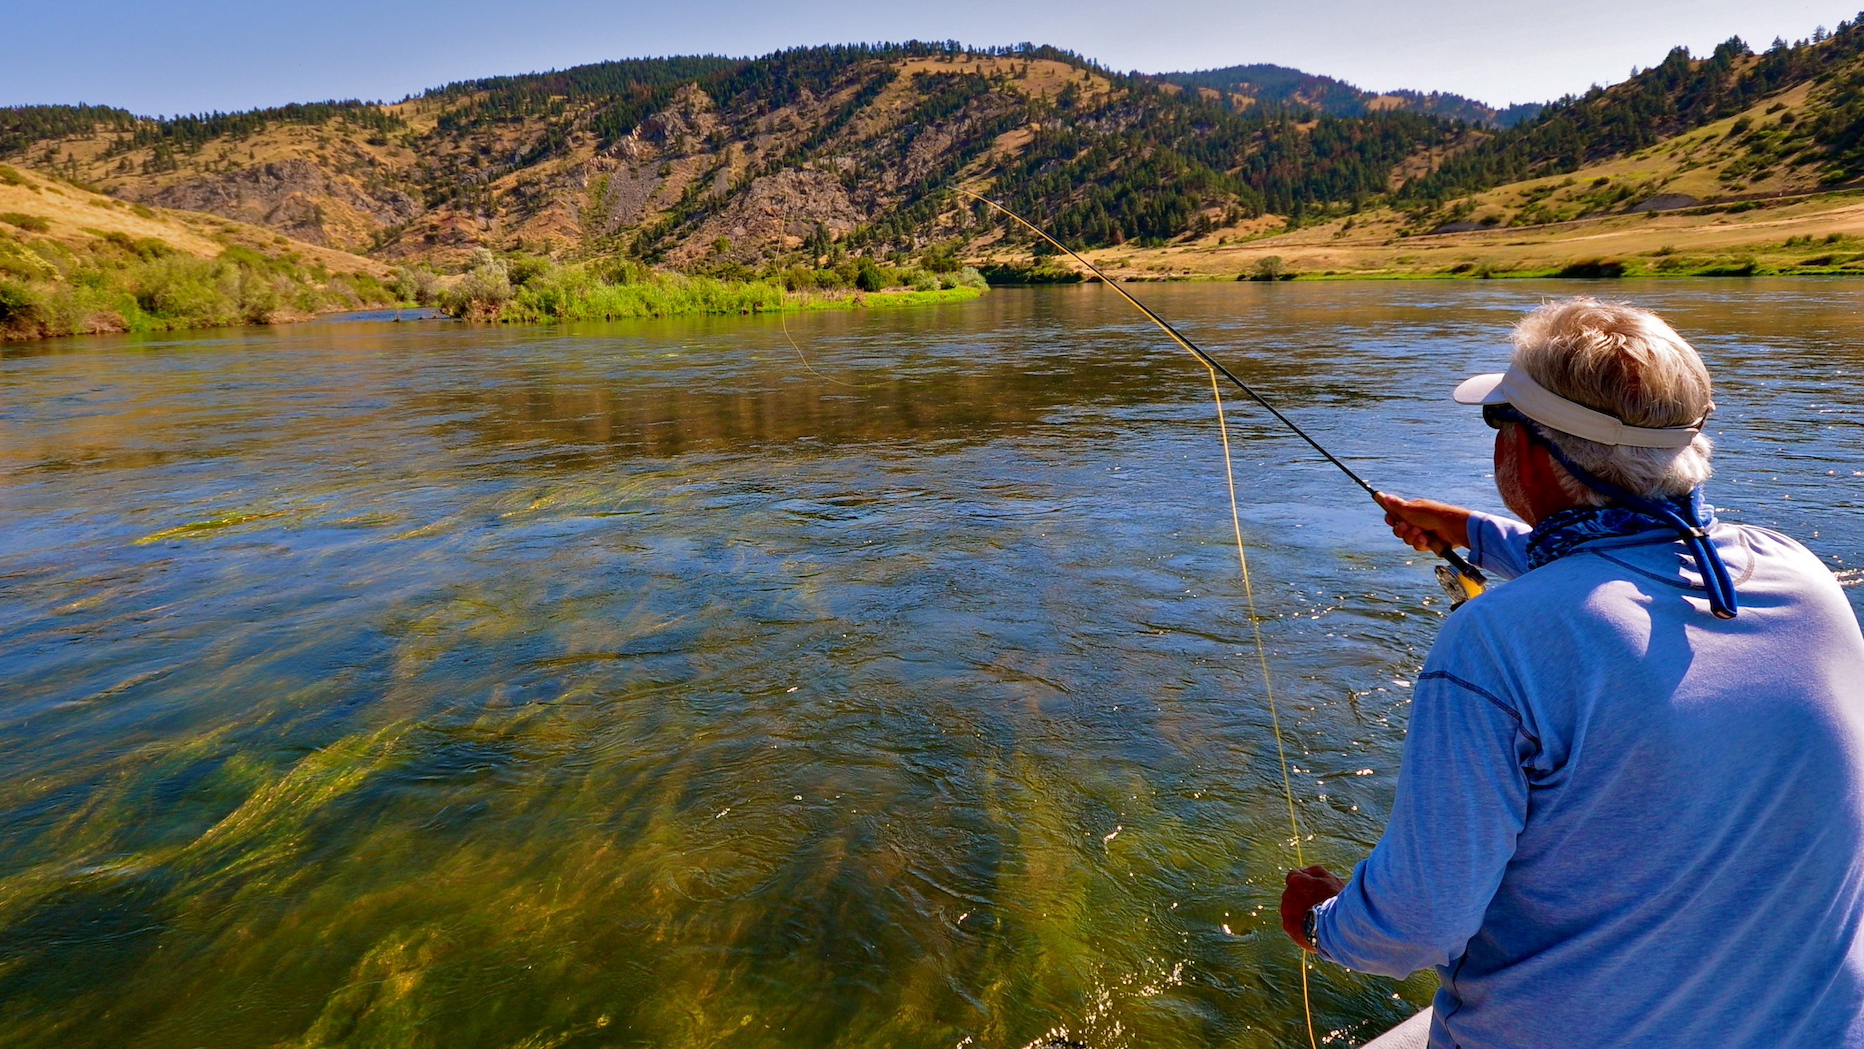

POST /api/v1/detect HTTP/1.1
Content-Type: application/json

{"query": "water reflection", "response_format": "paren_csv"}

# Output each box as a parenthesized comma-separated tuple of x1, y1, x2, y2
(1, 281, 1858, 1048)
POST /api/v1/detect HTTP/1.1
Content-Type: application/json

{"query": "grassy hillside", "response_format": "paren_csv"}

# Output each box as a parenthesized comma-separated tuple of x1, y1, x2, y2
(0, 161, 395, 340)
(1406, 23, 1864, 205)
(984, 20, 1864, 281)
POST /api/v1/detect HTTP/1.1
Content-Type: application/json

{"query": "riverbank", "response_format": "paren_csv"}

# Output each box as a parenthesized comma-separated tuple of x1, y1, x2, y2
(0, 252, 397, 343)
(2, 162, 991, 344)
(437, 252, 990, 326)
(0, 250, 988, 344)
(0, 162, 400, 343)
(479, 272, 987, 324)
(1049, 189, 1864, 283)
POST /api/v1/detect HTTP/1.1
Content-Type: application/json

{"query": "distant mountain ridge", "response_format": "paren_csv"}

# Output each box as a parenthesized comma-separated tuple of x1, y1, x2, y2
(2, 20, 1862, 275)
(1154, 63, 1544, 127)
(0, 43, 1471, 264)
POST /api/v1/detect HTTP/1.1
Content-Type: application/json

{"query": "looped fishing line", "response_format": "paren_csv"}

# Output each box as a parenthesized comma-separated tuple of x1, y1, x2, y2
(1207, 368, 1320, 1049)
(959, 190, 1319, 1049)
(782, 309, 887, 389)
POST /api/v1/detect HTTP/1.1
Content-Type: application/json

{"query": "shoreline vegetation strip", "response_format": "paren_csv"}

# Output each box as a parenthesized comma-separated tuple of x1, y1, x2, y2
(8, 239, 1864, 345)
(465, 262, 991, 324)
(0, 244, 993, 342)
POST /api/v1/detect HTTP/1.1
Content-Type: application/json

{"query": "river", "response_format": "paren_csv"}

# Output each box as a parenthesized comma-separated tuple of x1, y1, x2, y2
(2, 280, 1859, 1048)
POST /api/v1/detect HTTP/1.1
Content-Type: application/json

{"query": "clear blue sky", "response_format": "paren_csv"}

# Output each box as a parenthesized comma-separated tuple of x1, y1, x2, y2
(7, 0, 1859, 116)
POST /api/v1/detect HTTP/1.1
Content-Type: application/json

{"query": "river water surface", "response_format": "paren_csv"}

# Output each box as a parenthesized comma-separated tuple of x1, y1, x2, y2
(2, 280, 1860, 1048)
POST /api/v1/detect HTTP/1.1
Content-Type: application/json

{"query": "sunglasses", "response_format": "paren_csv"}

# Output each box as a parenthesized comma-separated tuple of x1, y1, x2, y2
(1483, 403, 1529, 430)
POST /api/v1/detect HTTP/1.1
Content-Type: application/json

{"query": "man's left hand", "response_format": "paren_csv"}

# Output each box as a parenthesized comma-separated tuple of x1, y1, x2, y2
(1281, 865, 1346, 952)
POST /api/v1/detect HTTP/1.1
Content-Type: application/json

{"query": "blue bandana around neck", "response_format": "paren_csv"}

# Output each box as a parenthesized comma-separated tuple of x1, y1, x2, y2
(1524, 489, 1717, 571)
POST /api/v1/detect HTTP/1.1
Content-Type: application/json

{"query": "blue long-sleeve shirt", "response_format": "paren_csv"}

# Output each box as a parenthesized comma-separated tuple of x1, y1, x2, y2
(1314, 512, 1864, 1048)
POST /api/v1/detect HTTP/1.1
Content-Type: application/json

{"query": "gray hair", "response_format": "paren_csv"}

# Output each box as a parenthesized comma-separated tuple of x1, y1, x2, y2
(1510, 297, 1715, 504)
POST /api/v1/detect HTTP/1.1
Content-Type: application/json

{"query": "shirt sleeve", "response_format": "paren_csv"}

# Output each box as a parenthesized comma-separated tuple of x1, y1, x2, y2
(1311, 662, 1535, 977)
(1467, 511, 1533, 581)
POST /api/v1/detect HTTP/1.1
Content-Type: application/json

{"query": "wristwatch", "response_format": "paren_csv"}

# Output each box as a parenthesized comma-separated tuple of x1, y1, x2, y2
(1301, 905, 1320, 952)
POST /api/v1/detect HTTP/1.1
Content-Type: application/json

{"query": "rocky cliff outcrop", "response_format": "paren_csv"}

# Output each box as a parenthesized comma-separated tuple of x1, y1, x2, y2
(670, 167, 865, 263)
(126, 159, 420, 250)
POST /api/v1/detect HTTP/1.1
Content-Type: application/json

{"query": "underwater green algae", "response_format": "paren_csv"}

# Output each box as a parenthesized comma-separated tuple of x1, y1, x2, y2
(7, 283, 1854, 1047)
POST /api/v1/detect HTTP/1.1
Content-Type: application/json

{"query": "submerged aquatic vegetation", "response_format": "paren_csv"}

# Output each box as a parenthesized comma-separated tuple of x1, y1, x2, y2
(17, 288, 1735, 1046)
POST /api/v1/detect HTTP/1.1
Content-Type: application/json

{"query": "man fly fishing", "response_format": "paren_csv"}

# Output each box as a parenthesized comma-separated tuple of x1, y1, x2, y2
(1280, 297, 1864, 1048)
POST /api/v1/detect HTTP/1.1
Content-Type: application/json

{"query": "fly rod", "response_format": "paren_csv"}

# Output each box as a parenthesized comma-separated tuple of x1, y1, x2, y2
(959, 190, 1487, 604)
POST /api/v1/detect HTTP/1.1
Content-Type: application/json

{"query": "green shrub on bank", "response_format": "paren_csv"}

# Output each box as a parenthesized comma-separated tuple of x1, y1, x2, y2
(496, 266, 788, 321)
(439, 249, 513, 317)
(0, 233, 57, 280)
(1, 212, 51, 233)
(947, 266, 988, 290)
(975, 261, 1085, 285)
(1554, 259, 1628, 278)
(392, 264, 442, 305)
(441, 254, 981, 323)
(1696, 255, 1761, 277)
(0, 241, 394, 341)
(0, 277, 43, 326)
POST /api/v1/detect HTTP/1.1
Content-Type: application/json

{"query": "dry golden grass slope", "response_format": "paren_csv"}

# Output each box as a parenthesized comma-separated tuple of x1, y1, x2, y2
(1, 160, 401, 340)
(0, 160, 392, 278)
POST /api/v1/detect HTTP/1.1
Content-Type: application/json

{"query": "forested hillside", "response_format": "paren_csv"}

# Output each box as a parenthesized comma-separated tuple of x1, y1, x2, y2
(1155, 64, 1543, 127)
(3, 18, 1863, 279)
(0, 42, 1471, 266)
(1408, 19, 1864, 202)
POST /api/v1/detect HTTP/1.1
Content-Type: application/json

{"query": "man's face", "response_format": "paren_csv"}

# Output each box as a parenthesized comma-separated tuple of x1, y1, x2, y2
(1494, 423, 1535, 522)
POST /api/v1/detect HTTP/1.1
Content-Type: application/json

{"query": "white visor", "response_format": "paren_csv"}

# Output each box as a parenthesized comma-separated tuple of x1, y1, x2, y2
(1453, 366, 1706, 449)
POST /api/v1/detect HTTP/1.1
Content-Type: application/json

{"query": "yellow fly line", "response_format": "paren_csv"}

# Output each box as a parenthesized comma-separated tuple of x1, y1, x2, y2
(1207, 372, 1321, 1049)
(957, 190, 1320, 1049)
(780, 309, 891, 389)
